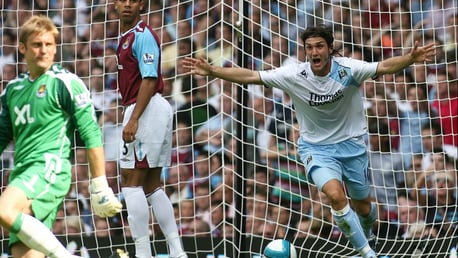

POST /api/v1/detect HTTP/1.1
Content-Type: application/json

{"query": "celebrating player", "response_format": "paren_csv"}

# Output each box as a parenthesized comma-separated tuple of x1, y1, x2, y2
(184, 25, 435, 258)
(0, 15, 122, 258)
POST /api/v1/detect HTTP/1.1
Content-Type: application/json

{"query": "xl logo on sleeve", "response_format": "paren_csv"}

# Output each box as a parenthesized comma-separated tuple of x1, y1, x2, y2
(14, 104, 35, 125)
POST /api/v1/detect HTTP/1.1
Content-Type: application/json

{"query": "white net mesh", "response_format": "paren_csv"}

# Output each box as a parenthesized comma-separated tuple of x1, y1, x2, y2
(1, 0, 457, 257)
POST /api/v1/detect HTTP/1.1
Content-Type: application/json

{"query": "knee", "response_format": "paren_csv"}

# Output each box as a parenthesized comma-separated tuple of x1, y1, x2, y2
(352, 199, 374, 216)
(326, 190, 348, 206)
(322, 182, 347, 206)
(0, 205, 19, 228)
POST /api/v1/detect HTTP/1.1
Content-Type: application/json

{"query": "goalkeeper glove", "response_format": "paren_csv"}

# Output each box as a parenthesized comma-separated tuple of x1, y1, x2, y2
(89, 176, 122, 217)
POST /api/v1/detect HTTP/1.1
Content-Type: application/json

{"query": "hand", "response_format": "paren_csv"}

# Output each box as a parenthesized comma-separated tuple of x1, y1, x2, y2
(122, 119, 138, 143)
(89, 176, 122, 217)
(183, 57, 213, 76)
(409, 41, 436, 63)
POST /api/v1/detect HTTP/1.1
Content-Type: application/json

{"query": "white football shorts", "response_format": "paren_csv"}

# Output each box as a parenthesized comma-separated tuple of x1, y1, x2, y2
(120, 94, 173, 169)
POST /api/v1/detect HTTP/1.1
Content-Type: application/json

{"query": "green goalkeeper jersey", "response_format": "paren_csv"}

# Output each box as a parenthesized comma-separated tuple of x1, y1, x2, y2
(0, 63, 103, 168)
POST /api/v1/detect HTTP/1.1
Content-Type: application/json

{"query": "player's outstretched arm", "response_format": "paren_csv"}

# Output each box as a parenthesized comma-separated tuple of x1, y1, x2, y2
(183, 56, 263, 85)
(376, 41, 436, 76)
(86, 146, 122, 218)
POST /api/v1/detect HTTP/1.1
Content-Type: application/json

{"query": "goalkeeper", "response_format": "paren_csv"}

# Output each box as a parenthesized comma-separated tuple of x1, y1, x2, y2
(184, 25, 435, 258)
(0, 15, 122, 258)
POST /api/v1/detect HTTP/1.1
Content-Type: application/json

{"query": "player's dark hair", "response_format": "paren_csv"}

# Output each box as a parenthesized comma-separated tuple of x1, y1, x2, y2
(301, 25, 334, 48)
(301, 25, 339, 56)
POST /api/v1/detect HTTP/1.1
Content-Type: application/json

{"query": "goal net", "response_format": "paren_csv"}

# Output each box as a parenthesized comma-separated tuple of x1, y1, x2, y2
(1, 0, 457, 257)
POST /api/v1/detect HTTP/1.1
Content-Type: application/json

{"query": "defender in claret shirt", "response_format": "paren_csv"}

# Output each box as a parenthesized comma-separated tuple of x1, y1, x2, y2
(114, 0, 187, 257)
(184, 25, 435, 258)
(0, 15, 121, 258)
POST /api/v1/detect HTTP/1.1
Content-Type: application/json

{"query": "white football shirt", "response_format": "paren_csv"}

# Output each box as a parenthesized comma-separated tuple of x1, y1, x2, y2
(259, 56, 378, 144)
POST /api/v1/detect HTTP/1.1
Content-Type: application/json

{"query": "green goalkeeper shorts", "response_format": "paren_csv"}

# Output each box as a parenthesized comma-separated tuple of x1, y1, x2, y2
(8, 159, 72, 246)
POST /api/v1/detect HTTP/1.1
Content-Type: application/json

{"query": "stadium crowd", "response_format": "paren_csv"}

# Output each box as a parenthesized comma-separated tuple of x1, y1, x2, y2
(0, 0, 457, 247)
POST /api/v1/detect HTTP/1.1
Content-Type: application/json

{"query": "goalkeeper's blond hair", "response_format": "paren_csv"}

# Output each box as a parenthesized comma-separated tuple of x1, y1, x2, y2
(19, 15, 59, 45)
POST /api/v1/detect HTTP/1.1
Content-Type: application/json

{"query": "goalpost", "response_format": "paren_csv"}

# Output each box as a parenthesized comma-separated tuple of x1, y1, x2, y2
(1, 0, 457, 257)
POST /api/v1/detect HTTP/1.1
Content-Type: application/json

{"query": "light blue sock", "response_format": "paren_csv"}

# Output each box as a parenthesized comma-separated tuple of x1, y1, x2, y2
(332, 204, 368, 251)
(358, 202, 377, 238)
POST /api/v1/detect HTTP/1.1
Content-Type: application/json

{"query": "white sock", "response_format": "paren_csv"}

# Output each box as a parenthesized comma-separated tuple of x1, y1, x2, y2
(14, 213, 71, 258)
(147, 189, 184, 257)
(122, 187, 151, 258)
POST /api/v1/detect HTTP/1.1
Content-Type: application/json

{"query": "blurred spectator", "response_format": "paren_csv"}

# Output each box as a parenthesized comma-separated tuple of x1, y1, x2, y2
(52, 0, 88, 37)
(390, 72, 415, 113)
(446, 51, 457, 80)
(102, 46, 118, 90)
(277, 0, 308, 51)
(250, 164, 272, 198)
(90, 66, 119, 117)
(282, 34, 307, 66)
(395, 194, 435, 239)
(205, 200, 226, 237)
(420, 0, 457, 43)
(186, 218, 211, 238)
(162, 30, 194, 75)
(425, 150, 457, 172)
(420, 120, 449, 170)
(379, 194, 437, 239)
(268, 90, 294, 145)
(163, 0, 186, 41)
(269, 203, 293, 238)
(445, 13, 458, 53)
(410, 171, 458, 237)
(177, 199, 196, 235)
(195, 81, 237, 154)
(246, 191, 270, 236)
(62, 198, 92, 236)
(105, 160, 120, 195)
(430, 70, 458, 153)
(399, 84, 431, 169)
(169, 38, 196, 108)
(268, 121, 308, 219)
(368, 121, 404, 212)
(101, 98, 123, 162)
(321, 0, 352, 34)
(93, 216, 114, 237)
(0, 29, 17, 74)
(390, 6, 414, 47)
(211, 159, 237, 220)
(65, 216, 88, 236)
(193, 181, 212, 220)
(362, 0, 390, 29)
(176, 75, 218, 134)
(191, 150, 223, 192)
(260, 10, 282, 47)
(403, 153, 426, 190)
(70, 148, 90, 189)
(367, 92, 401, 151)
(294, 216, 324, 238)
(1, 63, 17, 93)
(171, 116, 195, 174)
(207, 23, 236, 67)
(248, 94, 275, 165)
(165, 163, 192, 204)
(58, 25, 77, 62)
(52, 208, 66, 236)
